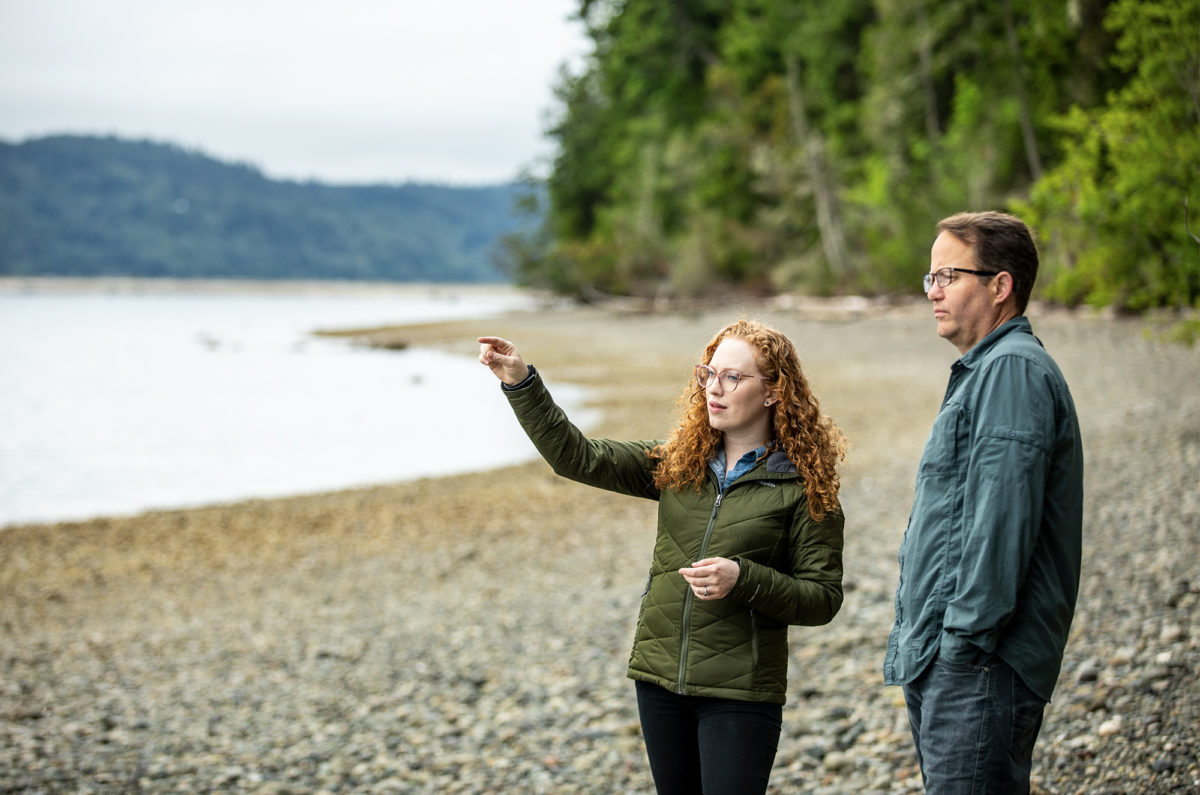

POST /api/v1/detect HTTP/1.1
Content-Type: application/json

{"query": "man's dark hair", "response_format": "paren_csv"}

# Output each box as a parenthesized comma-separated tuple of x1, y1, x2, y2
(937, 211, 1039, 314)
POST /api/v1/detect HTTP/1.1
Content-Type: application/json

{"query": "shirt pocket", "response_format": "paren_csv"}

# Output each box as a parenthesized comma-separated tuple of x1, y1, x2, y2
(907, 402, 967, 562)
(917, 401, 966, 478)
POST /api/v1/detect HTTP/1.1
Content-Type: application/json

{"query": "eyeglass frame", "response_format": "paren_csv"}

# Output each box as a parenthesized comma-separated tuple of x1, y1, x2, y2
(694, 363, 772, 392)
(923, 266, 1000, 292)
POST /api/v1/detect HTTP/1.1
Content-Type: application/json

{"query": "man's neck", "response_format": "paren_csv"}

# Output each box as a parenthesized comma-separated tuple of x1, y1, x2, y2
(958, 308, 1022, 355)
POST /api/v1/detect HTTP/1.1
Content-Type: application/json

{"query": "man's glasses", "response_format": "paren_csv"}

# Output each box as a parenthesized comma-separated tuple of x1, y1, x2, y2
(694, 364, 771, 392)
(923, 267, 999, 292)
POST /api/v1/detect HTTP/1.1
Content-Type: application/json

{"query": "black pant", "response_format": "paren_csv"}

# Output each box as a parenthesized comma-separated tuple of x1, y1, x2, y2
(635, 681, 782, 795)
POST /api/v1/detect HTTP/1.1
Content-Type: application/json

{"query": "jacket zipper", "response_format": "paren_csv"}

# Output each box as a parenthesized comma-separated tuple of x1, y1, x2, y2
(677, 490, 723, 693)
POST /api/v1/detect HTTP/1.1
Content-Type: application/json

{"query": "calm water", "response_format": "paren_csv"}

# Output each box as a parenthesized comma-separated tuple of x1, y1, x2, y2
(0, 282, 593, 527)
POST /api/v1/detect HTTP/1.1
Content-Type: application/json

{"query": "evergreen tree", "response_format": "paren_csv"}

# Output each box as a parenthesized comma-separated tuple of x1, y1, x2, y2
(1023, 0, 1199, 311)
(513, 0, 1195, 317)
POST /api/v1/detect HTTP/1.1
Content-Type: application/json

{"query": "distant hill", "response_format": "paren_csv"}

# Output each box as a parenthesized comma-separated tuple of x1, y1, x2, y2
(0, 135, 535, 282)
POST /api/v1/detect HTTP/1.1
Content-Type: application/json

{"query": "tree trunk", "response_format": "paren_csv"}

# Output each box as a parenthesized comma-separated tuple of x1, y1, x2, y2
(1001, 0, 1043, 181)
(785, 56, 850, 281)
(916, 2, 941, 143)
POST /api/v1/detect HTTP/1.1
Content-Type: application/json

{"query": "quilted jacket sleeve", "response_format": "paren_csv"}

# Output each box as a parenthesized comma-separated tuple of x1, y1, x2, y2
(503, 368, 661, 501)
(728, 502, 844, 626)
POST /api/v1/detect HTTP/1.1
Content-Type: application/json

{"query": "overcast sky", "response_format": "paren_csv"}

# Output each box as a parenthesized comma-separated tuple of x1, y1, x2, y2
(0, 0, 590, 185)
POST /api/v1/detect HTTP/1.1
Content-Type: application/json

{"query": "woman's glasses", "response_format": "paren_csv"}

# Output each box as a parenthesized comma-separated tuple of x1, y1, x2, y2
(694, 364, 771, 392)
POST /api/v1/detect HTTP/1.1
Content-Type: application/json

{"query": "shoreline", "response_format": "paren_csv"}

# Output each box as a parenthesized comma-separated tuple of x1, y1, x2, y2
(0, 275, 529, 294)
(0, 282, 560, 530)
(2, 302, 1197, 793)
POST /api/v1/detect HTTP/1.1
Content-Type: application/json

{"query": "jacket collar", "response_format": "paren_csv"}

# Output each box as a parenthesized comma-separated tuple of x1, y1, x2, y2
(764, 449, 798, 475)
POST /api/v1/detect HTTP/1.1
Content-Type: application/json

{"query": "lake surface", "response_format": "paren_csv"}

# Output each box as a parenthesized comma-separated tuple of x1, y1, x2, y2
(0, 281, 593, 527)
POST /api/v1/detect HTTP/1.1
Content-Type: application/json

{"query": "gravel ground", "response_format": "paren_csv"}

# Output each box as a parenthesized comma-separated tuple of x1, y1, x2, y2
(1, 300, 1197, 793)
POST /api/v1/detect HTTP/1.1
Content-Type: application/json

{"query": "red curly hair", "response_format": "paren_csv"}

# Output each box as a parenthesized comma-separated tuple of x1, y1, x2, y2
(650, 319, 846, 521)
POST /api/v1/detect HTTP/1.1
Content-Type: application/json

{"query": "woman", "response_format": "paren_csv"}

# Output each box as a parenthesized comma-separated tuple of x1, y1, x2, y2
(478, 319, 846, 794)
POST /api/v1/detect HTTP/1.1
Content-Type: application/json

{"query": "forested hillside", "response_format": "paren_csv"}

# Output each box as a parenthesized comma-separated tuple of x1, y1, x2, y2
(506, 0, 1198, 312)
(0, 136, 530, 282)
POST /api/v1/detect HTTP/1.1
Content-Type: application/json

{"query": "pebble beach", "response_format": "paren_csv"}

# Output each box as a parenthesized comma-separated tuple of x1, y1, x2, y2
(2, 299, 1197, 793)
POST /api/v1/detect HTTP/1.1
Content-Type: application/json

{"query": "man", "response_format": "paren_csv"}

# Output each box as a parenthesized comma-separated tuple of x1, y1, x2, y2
(884, 211, 1084, 793)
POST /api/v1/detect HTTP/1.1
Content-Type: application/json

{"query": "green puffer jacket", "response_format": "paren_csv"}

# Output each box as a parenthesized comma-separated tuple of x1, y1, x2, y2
(504, 369, 844, 705)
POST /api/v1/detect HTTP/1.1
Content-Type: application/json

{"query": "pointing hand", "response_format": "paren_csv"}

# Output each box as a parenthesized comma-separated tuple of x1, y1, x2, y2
(478, 336, 529, 385)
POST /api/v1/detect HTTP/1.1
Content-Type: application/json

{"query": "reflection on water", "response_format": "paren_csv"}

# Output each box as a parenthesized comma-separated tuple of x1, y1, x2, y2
(0, 282, 593, 526)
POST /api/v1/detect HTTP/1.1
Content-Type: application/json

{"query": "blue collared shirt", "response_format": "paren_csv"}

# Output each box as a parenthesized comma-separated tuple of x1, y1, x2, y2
(710, 445, 769, 493)
(883, 317, 1084, 702)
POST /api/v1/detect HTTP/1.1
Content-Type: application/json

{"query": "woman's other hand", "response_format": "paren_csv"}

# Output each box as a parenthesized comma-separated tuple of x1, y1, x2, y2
(478, 336, 530, 385)
(679, 557, 741, 600)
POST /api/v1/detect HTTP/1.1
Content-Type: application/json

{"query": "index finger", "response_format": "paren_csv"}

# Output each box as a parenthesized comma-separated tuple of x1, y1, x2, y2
(689, 558, 722, 569)
(478, 336, 511, 351)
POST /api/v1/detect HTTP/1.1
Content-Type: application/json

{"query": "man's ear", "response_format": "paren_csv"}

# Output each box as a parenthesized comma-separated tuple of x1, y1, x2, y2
(994, 271, 1015, 304)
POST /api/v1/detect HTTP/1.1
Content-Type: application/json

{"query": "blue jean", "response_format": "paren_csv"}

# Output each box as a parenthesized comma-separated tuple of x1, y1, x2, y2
(635, 681, 782, 795)
(904, 654, 1047, 794)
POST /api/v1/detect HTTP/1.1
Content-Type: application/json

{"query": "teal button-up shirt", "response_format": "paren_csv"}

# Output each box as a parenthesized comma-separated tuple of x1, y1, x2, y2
(884, 316, 1084, 702)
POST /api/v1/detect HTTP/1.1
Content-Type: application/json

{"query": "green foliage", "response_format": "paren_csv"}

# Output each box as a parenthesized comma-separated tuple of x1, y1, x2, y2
(1158, 316, 1200, 347)
(1023, 0, 1200, 311)
(0, 135, 531, 282)
(516, 0, 1195, 315)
